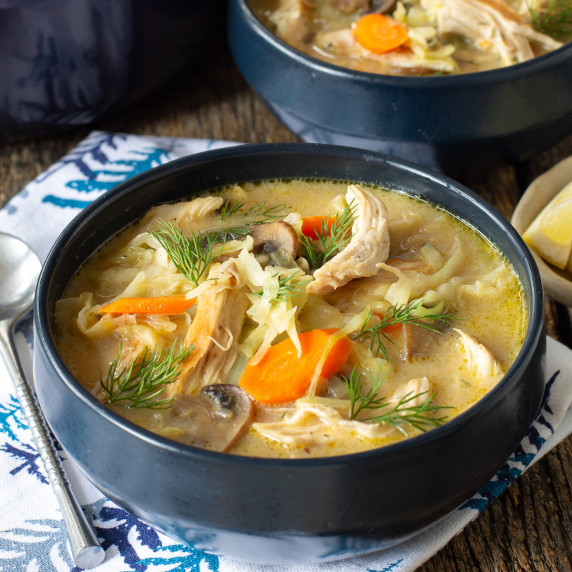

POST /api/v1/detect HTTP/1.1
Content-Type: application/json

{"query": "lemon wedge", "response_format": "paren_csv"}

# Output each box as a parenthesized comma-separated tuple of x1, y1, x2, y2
(522, 181, 572, 269)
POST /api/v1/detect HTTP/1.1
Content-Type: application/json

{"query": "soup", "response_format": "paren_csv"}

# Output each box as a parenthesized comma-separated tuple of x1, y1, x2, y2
(55, 180, 526, 458)
(250, 0, 569, 75)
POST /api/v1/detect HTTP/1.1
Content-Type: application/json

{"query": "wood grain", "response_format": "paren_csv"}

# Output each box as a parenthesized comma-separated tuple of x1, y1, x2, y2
(1, 46, 571, 571)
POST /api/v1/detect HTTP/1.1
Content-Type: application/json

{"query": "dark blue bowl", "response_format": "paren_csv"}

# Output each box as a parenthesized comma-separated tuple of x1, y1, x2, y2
(33, 144, 545, 564)
(228, 0, 572, 175)
(0, 0, 226, 142)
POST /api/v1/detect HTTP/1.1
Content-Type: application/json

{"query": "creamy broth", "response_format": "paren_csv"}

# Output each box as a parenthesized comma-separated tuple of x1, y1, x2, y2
(250, 0, 568, 76)
(55, 180, 526, 458)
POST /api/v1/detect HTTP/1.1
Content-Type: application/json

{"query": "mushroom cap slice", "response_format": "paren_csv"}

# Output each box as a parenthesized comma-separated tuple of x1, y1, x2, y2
(169, 385, 253, 452)
(250, 221, 299, 261)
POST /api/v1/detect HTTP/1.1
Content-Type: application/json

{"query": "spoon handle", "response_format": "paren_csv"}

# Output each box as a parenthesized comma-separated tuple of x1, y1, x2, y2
(0, 318, 105, 569)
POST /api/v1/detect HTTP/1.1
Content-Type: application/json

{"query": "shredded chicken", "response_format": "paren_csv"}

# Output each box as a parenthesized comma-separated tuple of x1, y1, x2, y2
(166, 259, 249, 396)
(269, 0, 311, 44)
(389, 376, 431, 406)
(454, 328, 504, 384)
(141, 196, 224, 232)
(307, 184, 390, 295)
(254, 376, 433, 447)
(433, 0, 562, 66)
(253, 400, 395, 447)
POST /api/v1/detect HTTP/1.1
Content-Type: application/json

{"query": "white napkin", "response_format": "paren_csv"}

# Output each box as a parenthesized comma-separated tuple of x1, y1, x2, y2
(0, 131, 571, 572)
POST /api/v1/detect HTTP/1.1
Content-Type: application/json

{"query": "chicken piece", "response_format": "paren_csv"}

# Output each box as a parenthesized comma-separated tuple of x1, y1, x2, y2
(166, 259, 249, 396)
(269, 0, 311, 45)
(141, 196, 224, 231)
(389, 376, 431, 407)
(307, 184, 390, 295)
(454, 328, 504, 384)
(253, 377, 437, 448)
(434, 0, 562, 66)
(253, 400, 396, 447)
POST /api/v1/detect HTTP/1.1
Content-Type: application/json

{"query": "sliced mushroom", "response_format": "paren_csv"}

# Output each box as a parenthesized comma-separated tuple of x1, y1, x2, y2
(168, 385, 253, 452)
(200, 384, 252, 418)
(399, 318, 450, 361)
(250, 221, 299, 262)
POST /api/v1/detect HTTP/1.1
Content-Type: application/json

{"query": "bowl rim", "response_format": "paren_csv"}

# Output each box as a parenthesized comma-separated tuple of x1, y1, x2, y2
(232, 0, 572, 86)
(35, 142, 545, 467)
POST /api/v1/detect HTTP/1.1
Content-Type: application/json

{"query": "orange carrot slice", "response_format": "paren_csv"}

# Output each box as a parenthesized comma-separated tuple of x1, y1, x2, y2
(301, 216, 336, 240)
(239, 329, 352, 404)
(98, 295, 195, 315)
(354, 14, 408, 54)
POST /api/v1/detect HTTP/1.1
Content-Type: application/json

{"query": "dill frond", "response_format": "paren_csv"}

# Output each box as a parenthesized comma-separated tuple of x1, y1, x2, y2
(204, 226, 252, 243)
(342, 367, 450, 435)
(530, 0, 572, 40)
(220, 200, 289, 224)
(151, 220, 223, 287)
(216, 200, 291, 242)
(220, 200, 245, 220)
(300, 200, 357, 270)
(100, 342, 193, 409)
(245, 201, 289, 222)
(351, 301, 456, 360)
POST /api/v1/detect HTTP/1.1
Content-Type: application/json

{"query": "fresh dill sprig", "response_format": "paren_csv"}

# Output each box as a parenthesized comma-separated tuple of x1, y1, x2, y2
(100, 342, 193, 409)
(151, 220, 224, 287)
(351, 301, 456, 360)
(300, 201, 357, 270)
(203, 226, 253, 243)
(344, 366, 389, 420)
(251, 271, 312, 304)
(220, 201, 245, 220)
(215, 201, 291, 242)
(220, 200, 289, 223)
(245, 201, 289, 222)
(529, 0, 572, 40)
(342, 367, 450, 435)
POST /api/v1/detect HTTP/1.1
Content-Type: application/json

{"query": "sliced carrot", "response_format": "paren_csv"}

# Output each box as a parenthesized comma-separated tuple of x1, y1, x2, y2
(301, 215, 336, 240)
(239, 329, 352, 404)
(354, 14, 408, 54)
(98, 295, 195, 315)
(373, 311, 402, 334)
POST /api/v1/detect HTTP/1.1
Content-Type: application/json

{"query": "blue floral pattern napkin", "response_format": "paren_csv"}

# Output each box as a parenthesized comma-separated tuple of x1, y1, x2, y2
(1, 131, 571, 572)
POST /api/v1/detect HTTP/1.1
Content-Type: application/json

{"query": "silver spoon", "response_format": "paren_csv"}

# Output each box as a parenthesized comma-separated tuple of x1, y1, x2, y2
(0, 232, 105, 569)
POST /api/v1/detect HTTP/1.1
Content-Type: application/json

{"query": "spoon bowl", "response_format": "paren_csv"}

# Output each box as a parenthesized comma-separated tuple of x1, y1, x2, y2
(0, 233, 41, 318)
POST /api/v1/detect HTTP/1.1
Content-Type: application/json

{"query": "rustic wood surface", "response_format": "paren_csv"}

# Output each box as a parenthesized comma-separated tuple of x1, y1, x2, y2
(1, 46, 571, 571)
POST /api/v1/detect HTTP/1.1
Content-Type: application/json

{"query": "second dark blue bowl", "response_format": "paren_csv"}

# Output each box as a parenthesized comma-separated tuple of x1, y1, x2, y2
(228, 0, 572, 175)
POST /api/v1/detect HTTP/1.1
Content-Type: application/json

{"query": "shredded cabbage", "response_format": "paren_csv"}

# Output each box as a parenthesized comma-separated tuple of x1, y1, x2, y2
(234, 247, 311, 363)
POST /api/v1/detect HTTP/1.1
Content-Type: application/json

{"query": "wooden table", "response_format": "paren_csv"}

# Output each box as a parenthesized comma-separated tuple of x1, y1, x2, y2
(1, 46, 571, 571)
